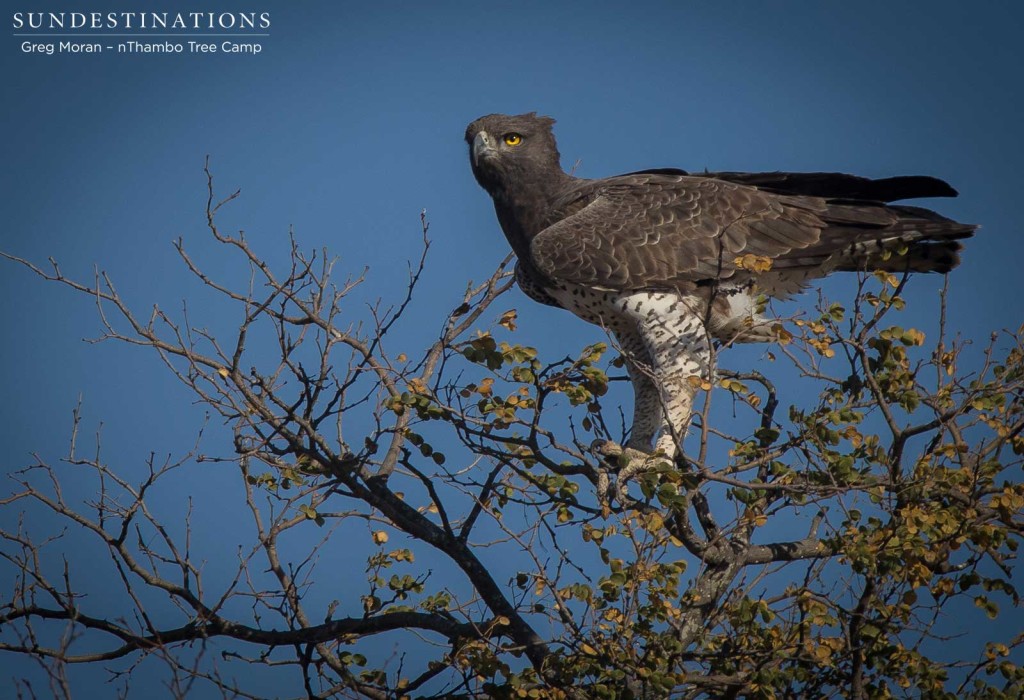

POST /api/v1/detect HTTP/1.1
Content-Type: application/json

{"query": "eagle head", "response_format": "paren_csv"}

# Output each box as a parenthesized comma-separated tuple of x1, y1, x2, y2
(465, 113, 563, 195)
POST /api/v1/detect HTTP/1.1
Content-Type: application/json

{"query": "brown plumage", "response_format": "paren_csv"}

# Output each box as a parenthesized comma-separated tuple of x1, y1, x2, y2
(466, 112, 976, 466)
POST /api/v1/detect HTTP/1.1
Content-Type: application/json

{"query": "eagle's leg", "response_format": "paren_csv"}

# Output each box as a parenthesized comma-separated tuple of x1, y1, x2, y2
(620, 292, 711, 455)
(601, 293, 713, 502)
(614, 330, 661, 452)
(627, 367, 662, 451)
(591, 332, 662, 509)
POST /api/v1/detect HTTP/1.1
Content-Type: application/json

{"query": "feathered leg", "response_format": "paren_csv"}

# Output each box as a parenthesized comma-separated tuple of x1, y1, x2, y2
(596, 292, 712, 502)
(616, 291, 713, 452)
(613, 328, 661, 451)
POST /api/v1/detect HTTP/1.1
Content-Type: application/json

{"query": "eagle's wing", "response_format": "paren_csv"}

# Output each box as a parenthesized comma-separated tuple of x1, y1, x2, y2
(530, 174, 829, 289)
(625, 168, 959, 202)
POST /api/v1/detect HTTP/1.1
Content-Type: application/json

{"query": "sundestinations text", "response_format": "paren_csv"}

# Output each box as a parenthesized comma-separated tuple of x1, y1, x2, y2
(12, 12, 270, 30)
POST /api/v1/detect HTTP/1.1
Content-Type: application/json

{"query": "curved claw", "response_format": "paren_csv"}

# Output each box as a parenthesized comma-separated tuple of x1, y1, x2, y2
(590, 439, 672, 505)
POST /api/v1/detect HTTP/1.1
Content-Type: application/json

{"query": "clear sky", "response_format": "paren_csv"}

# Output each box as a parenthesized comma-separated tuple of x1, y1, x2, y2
(2, 0, 1022, 694)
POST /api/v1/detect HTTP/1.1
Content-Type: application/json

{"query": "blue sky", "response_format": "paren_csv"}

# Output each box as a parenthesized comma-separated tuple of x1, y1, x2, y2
(2, 0, 1022, 694)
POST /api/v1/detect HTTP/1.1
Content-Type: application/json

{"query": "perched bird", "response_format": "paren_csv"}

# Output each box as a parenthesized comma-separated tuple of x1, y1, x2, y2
(465, 112, 975, 468)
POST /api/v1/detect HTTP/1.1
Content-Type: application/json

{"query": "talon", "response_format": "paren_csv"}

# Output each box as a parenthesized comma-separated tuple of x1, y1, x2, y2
(591, 440, 650, 469)
(596, 470, 612, 518)
(590, 439, 623, 458)
(590, 440, 675, 504)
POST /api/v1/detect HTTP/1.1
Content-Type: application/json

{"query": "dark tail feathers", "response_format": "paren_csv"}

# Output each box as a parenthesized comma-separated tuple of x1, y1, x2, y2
(829, 204, 977, 274)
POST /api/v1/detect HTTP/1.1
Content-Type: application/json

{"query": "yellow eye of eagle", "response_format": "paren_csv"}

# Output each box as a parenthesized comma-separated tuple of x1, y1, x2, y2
(504, 133, 523, 146)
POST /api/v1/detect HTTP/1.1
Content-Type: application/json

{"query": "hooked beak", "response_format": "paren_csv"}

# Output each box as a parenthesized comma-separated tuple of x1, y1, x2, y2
(471, 131, 495, 167)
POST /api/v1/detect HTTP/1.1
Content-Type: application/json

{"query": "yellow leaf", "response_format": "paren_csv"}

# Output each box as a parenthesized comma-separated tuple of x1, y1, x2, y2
(773, 325, 793, 345)
(372, 530, 389, 545)
(686, 375, 711, 391)
(407, 377, 429, 394)
(217, 367, 230, 379)
(498, 309, 518, 331)
(733, 253, 773, 272)
(644, 511, 665, 532)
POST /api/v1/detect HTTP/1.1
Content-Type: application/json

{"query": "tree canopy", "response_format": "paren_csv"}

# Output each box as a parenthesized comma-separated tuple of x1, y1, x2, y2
(2, 168, 1021, 699)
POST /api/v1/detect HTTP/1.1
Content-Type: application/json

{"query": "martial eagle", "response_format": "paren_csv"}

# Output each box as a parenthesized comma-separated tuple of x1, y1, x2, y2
(465, 112, 975, 468)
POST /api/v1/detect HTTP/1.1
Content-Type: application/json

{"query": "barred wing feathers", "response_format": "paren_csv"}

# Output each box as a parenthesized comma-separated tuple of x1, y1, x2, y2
(530, 173, 976, 290)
